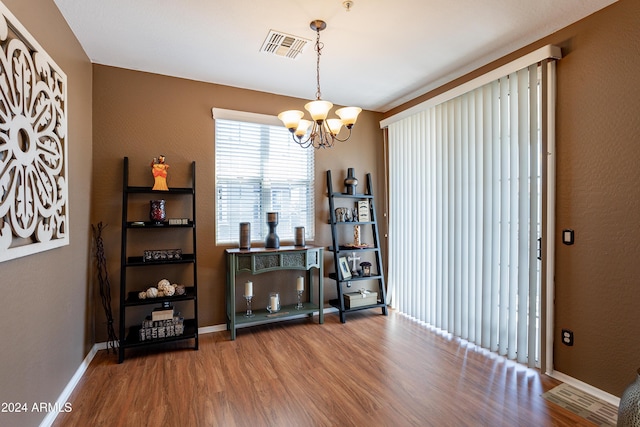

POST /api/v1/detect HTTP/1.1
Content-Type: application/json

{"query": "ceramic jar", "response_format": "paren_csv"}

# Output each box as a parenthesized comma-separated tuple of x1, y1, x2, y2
(618, 368, 640, 426)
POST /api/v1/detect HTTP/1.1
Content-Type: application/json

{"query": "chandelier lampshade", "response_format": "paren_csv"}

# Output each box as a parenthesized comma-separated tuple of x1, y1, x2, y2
(278, 20, 361, 149)
(278, 110, 304, 129)
(305, 100, 333, 121)
(335, 107, 361, 127)
(294, 119, 312, 137)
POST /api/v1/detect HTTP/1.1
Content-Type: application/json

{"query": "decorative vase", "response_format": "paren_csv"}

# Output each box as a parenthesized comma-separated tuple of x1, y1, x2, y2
(239, 222, 251, 249)
(618, 368, 640, 426)
(265, 212, 280, 248)
(149, 200, 166, 223)
(344, 167, 358, 195)
(294, 226, 305, 246)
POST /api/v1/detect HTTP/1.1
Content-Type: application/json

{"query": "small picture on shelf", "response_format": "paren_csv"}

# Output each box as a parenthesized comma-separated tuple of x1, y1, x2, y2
(357, 200, 370, 222)
(339, 257, 352, 280)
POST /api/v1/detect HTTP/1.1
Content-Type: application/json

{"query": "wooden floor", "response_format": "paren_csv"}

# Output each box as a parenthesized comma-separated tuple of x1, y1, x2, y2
(54, 309, 593, 427)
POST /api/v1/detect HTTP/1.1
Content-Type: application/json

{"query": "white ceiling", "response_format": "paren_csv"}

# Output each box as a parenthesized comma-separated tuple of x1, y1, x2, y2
(53, 0, 617, 113)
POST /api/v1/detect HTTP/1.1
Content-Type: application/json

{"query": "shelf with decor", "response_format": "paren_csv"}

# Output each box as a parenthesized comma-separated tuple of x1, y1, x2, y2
(326, 169, 388, 323)
(118, 156, 199, 363)
(225, 246, 324, 340)
(124, 287, 197, 307)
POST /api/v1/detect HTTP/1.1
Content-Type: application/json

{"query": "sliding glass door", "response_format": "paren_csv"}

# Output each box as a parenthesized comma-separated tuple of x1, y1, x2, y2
(386, 62, 553, 368)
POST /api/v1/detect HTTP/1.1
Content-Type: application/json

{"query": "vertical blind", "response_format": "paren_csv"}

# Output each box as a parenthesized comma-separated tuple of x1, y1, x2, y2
(387, 63, 548, 367)
(214, 118, 315, 245)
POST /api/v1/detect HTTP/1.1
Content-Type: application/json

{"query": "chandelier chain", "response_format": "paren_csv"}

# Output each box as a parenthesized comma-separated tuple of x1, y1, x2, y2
(315, 28, 323, 100)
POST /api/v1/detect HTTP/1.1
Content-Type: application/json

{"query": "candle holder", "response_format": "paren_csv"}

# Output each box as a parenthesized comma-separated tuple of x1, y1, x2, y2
(267, 292, 280, 313)
(294, 226, 305, 246)
(244, 295, 255, 318)
(295, 289, 304, 310)
(239, 222, 251, 249)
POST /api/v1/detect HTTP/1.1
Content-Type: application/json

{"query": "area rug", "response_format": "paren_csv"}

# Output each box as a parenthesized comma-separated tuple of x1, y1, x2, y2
(543, 383, 618, 426)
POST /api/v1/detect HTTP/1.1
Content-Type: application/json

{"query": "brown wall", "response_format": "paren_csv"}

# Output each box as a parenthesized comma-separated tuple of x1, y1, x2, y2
(552, 0, 640, 396)
(1, 2, 635, 423)
(91, 65, 385, 337)
(0, 0, 93, 426)
(384, 0, 640, 396)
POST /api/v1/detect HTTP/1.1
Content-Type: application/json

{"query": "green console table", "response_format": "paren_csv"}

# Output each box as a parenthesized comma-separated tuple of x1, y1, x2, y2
(225, 245, 324, 340)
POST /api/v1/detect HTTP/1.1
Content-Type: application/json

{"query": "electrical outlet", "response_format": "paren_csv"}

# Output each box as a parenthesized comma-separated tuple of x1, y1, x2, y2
(562, 329, 574, 346)
(562, 229, 574, 245)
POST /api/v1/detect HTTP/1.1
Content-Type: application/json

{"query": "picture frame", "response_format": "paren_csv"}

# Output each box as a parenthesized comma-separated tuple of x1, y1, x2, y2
(357, 200, 370, 222)
(339, 257, 352, 280)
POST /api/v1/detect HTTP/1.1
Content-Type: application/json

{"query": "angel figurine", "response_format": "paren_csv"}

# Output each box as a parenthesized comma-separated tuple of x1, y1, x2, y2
(150, 155, 169, 191)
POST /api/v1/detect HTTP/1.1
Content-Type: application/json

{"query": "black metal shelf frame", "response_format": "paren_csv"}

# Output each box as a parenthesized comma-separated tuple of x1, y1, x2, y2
(118, 157, 199, 362)
(326, 170, 388, 323)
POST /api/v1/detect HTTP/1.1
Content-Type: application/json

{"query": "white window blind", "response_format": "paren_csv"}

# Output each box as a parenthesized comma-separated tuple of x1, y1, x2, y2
(386, 59, 557, 368)
(214, 112, 314, 245)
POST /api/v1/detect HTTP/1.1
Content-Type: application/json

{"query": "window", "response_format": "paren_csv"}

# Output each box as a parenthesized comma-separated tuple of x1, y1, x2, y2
(213, 109, 315, 245)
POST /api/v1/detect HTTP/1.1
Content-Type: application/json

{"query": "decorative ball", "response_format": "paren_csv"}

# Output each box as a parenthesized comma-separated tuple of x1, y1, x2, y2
(146, 287, 158, 298)
(138, 291, 147, 300)
(175, 284, 186, 295)
(157, 278, 171, 291)
(164, 285, 175, 297)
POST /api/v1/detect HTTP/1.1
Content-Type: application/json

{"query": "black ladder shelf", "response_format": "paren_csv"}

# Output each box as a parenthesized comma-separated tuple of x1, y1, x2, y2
(118, 157, 199, 362)
(326, 169, 388, 323)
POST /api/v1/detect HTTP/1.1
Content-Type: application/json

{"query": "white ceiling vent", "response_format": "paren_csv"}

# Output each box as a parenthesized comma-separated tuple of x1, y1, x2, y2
(260, 30, 310, 60)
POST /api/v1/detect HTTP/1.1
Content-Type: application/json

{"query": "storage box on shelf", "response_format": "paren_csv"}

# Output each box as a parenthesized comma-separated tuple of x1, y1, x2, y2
(344, 291, 378, 309)
(139, 315, 184, 341)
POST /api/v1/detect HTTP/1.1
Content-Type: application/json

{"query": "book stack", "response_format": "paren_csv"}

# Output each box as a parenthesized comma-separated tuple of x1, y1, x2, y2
(152, 306, 174, 321)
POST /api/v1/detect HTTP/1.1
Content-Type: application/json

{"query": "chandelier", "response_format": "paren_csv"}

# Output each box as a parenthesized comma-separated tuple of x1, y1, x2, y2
(278, 20, 362, 149)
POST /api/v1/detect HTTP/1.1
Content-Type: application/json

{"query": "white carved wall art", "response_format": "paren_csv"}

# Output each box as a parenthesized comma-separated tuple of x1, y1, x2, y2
(0, 1, 68, 262)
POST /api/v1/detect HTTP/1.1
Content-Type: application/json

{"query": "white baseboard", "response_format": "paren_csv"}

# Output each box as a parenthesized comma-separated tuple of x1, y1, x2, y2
(548, 370, 620, 406)
(198, 323, 227, 334)
(39, 343, 101, 427)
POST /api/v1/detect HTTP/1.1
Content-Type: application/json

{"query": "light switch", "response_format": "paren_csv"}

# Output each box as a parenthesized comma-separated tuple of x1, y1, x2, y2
(562, 229, 574, 245)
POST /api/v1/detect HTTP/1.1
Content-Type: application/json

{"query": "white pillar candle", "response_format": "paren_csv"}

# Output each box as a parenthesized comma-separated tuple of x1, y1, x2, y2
(270, 295, 279, 310)
(245, 281, 253, 297)
(297, 276, 304, 291)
